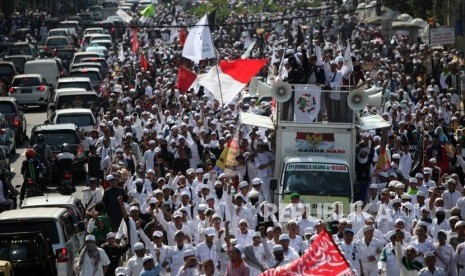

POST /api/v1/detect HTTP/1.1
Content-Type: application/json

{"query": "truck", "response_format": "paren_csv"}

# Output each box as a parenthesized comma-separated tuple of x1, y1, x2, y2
(266, 85, 389, 219)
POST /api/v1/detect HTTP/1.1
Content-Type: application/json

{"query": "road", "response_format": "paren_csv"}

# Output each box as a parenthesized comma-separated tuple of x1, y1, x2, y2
(10, 107, 85, 202)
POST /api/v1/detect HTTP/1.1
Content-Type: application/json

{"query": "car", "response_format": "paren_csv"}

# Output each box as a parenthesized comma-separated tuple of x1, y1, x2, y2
(83, 27, 104, 36)
(2, 55, 34, 74)
(90, 39, 113, 50)
(0, 61, 18, 88)
(85, 45, 108, 57)
(52, 108, 97, 134)
(20, 194, 86, 248)
(70, 52, 100, 66)
(70, 62, 103, 75)
(29, 124, 85, 175)
(48, 89, 100, 121)
(81, 57, 108, 74)
(68, 68, 102, 91)
(78, 13, 95, 26)
(0, 97, 27, 143)
(8, 74, 51, 108)
(57, 21, 81, 37)
(89, 33, 112, 43)
(91, 20, 124, 41)
(0, 232, 57, 276)
(56, 77, 93, 92)
(24, 59, 60, 89)
(0, 114, 15, 156)
(6, 42, 37, 58)
(48, 28, 70, 38)
(88, 5, 104, 21)
(44, 36, 74, 56)
(54, 49, 76, 72)
(101, 0, 119, 18)
(0, 207, 84, 276)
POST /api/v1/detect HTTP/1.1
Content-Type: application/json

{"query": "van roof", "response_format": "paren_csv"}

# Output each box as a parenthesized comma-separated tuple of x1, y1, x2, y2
(58, 77, 91, 83)
(13, 73, 42, 78)
(55, 88, 88, 93)
(74, 52, 100, 56)
(21, 194, 77, 208)
(33, 123, 78, 132)
(0, 207, 67, 220)
(25, 59, 57, 65)
(55, 108, 93, 114)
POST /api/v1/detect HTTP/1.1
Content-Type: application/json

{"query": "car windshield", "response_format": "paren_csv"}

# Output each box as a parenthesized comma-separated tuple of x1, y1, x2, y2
(4, 58, 25, 69)
(49, 31, 66, 36)
(8, 45, 31, 55)
(0, 103, 15, 114)
(57, 95, 98, 109)
(12, 77, 40, 87)
(68, 71, 100, 82)
(0, 66, 13, 74)
(74, 54, 98, 63)
(47, 38, 68, 46)
(57, 82, 92, 91)
(34, 131, 80, 146)
(282, 163, 351, 196)
(0, 236, 45, 261)
(56, 114, 94, 127)
(102, 2, 117, 7)
(0, 222, 59, 244)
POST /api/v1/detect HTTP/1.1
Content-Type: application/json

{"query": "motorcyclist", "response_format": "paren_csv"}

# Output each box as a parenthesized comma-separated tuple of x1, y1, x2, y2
(0, 168, 17, 210)
(56, 143, 76, 178)
(38, 49, 47, 59)
(33, 134, 52, 181)
(20, 148, 44, 205)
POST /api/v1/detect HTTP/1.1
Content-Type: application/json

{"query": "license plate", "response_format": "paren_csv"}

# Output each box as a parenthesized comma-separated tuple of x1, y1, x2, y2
(21, 89, 32, 93)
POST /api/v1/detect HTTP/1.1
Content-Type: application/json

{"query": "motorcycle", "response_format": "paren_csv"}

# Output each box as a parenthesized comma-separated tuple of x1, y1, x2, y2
(19, 178, 43, 207)
(57, 170, 75, 195)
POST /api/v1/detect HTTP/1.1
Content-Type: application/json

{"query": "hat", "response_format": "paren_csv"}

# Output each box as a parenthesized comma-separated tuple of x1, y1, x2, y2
(152, 231, 163, 238)
(196, 168, 204, 173)
(130, 206, 139, 212)
(448, 216, 460, 222)
(424, 251, 435, 259)
(290, 193, 300, 199)
(148, 198, 157, 204)
(436, 207, 445, 213)
(415, 173, 424, 179)
(162, 184, 171, 190)
(198, 204, 207, 211)
(142, 255, 154, 264)
(392, 154, 400, 159)
(125, 132, 133, 138)
(401, 194, 412, 200)
(343, 228, 354, 235)
(402, 202, 413, 211)
(369, 183, 378, 189)
(447, 178, 457, 185)
(134, 242, 145, 251)
(305, 227, 314, 235)
(423, 167, 432, 174)
(417, 191, 426, 197)
(115, 267, 127, 276)
(279, 234, 290, 241)
(273, 244, 284, 252)
(85, 235, 96, 242)
(134, 178, 144, 185)
(106, 232, 116, 240)
(409, 177, 418, 184)
(395, 183, 405, 189)
(391, 198, 402, 205)
(362, 225, 374, 233)
(106, 175, 116, 181)
(205, 228, 216, 237)
(456, 221, 465, 228)
(239, 181, 248, 189)
(252, 178, 262, 185)
(253, 231, 261, 238)
(267, 227, 274, 233)
(183, 249, 195, 258)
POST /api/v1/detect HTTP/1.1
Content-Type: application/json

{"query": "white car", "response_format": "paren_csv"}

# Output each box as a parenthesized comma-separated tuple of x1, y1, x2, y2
(8, 74, 51, 108)
(52, 108, 97, 134)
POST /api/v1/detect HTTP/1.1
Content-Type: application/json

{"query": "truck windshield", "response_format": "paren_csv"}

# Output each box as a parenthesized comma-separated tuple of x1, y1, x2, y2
(282, 163, 351, 196)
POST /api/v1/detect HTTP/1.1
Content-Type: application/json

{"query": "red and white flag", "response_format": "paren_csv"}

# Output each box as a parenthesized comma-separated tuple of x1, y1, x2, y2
(131, 28, 139, 54)
(197, 59, 267, 106)
(177, 66, 197, 93)
(260, 229, 354, 276)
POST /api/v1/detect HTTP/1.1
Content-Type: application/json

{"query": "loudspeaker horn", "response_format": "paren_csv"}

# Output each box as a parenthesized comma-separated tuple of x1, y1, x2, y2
(367, 91, 382, 109)
(364, 85, 381, 95)
(347, 87, 368, 110)
(256, 81, 272, 99)
(248, 77, 259, 96)
(271, 81, 292, 102)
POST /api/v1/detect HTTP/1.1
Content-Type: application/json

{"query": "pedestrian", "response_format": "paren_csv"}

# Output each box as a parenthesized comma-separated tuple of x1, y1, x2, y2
(77, 235, 111, 276)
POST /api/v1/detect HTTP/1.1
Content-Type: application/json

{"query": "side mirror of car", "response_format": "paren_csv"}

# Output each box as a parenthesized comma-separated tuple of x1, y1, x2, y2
(75, 221, 85, 233)
(44, 120, 50, 124)
(270, 178, 278, 190)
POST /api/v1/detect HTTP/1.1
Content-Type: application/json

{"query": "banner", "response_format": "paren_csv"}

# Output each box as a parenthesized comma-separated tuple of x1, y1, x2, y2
(260, 229, 353, 276)
(181, 14, 215, 63)
(294, 84, 321, 123)
(116, 9, 133, 23)
(430, 27, 455, 46)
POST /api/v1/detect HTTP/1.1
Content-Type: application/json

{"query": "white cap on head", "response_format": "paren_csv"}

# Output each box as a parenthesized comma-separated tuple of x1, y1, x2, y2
(369, 183, 377, 189)
(85, 235, 96, 242)
(238, 181, 248, 189)
(134, 242, 145, 251)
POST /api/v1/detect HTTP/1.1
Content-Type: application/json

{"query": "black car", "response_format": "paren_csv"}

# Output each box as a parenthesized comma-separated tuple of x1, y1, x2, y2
(30, 124, 86, 180)
(0, 97, 27, 143)
(0, 232, 57, 276)
(3, 55, 34, 74)
(0, 62, 18, 88)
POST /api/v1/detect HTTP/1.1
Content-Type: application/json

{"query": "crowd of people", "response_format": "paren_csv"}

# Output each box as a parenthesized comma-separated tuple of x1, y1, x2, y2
(3, 0, 465, 275)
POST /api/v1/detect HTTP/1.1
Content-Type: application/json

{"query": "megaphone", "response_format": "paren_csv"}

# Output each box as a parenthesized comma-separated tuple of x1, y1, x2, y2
(248, 77, 259, 96)
(364, 85, 382, 95)
(257, 81, 272, 99)
(367, 91, 383, 109)
(271, 81, 292, 102)
(347, 87, 368, 111)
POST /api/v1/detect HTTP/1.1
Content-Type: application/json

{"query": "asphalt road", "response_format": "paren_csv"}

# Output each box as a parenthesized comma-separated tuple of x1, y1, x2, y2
(10, 107, 86, 202)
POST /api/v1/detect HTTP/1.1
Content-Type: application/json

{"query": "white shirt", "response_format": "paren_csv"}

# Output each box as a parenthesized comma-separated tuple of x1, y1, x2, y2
(195, 241, 218, 265)
(254, 151, 274, 178)
(155, 210, 191, 246)
(125, 255, 145, 276)
(442, 190, 461, 210)
(143, 149, 156, 171)
(81, 187, 104, 211)
(79, 248, 110, 276)
(399, 152, 413, 179)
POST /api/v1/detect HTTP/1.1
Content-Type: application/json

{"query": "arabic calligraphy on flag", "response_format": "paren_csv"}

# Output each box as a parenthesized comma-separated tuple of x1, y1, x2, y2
(294, 84, 321, 123)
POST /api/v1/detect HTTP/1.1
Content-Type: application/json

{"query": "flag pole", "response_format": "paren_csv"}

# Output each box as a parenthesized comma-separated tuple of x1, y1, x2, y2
(214, 48, 225, 111)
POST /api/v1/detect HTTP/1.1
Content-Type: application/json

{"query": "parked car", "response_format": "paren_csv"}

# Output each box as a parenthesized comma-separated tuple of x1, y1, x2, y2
(30, 124, 85, 176)
(2, 55, 34, 74)
(20, 194, 86, 248)
(0, 232, 57, 276)
(0, 97, 27, 143)
(8, 74, 51, 108)
(0, 207, 84, 276)
(0, 61, 18, 87)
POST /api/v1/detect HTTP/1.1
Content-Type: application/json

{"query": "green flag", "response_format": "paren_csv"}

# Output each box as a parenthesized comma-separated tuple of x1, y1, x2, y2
(140, 4, 155, 17)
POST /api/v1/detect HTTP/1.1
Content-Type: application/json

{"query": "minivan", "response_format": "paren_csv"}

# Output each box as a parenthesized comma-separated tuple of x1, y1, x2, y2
(0, 208, 84, 276)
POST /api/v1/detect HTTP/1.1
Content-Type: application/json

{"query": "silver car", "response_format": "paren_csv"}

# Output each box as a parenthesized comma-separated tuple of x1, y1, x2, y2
(8, 74, 51, 108)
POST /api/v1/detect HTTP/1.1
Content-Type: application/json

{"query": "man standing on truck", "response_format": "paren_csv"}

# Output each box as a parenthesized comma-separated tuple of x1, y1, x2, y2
(254, 141, 274, 202)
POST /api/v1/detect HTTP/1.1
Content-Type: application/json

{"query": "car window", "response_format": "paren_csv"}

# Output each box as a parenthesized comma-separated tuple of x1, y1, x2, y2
(62, 215, 75, 241)
(12, 77, 40, 87)
(56, 114, 94, 127)
(0, 103, 15, 114)
(57, 95, 99, 109)
(47, 38, 69, 46)
(0, 237, 45, 261)
(0, 65, 14, 74)
(0, 222, 59, 244)
(57, 82, 92, 91)
(102, 2, 117, 7)
(36, 132, 80, 146)
(4, 58, 25, 69)
(68, 71, 101, 82)
(8, 45, 32, 55)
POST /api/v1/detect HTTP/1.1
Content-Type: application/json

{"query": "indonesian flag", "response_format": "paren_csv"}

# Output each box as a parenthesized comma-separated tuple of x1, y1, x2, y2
(260, 229, 354, 276)
(197, 59, 267, 106)
(177, 66, 197, 93)
(140, 52, 148, 70)
(131, 28, 139, 54)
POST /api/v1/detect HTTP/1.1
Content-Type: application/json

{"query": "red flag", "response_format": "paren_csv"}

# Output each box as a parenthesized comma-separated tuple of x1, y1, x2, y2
(131, 28, 139, 54)
(179, 28, 186, 47)
(260, 229, 354, 276)
(219, 59, 267, 83)
(140, 53, 148, 70)
(177, 66, 197, 93)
